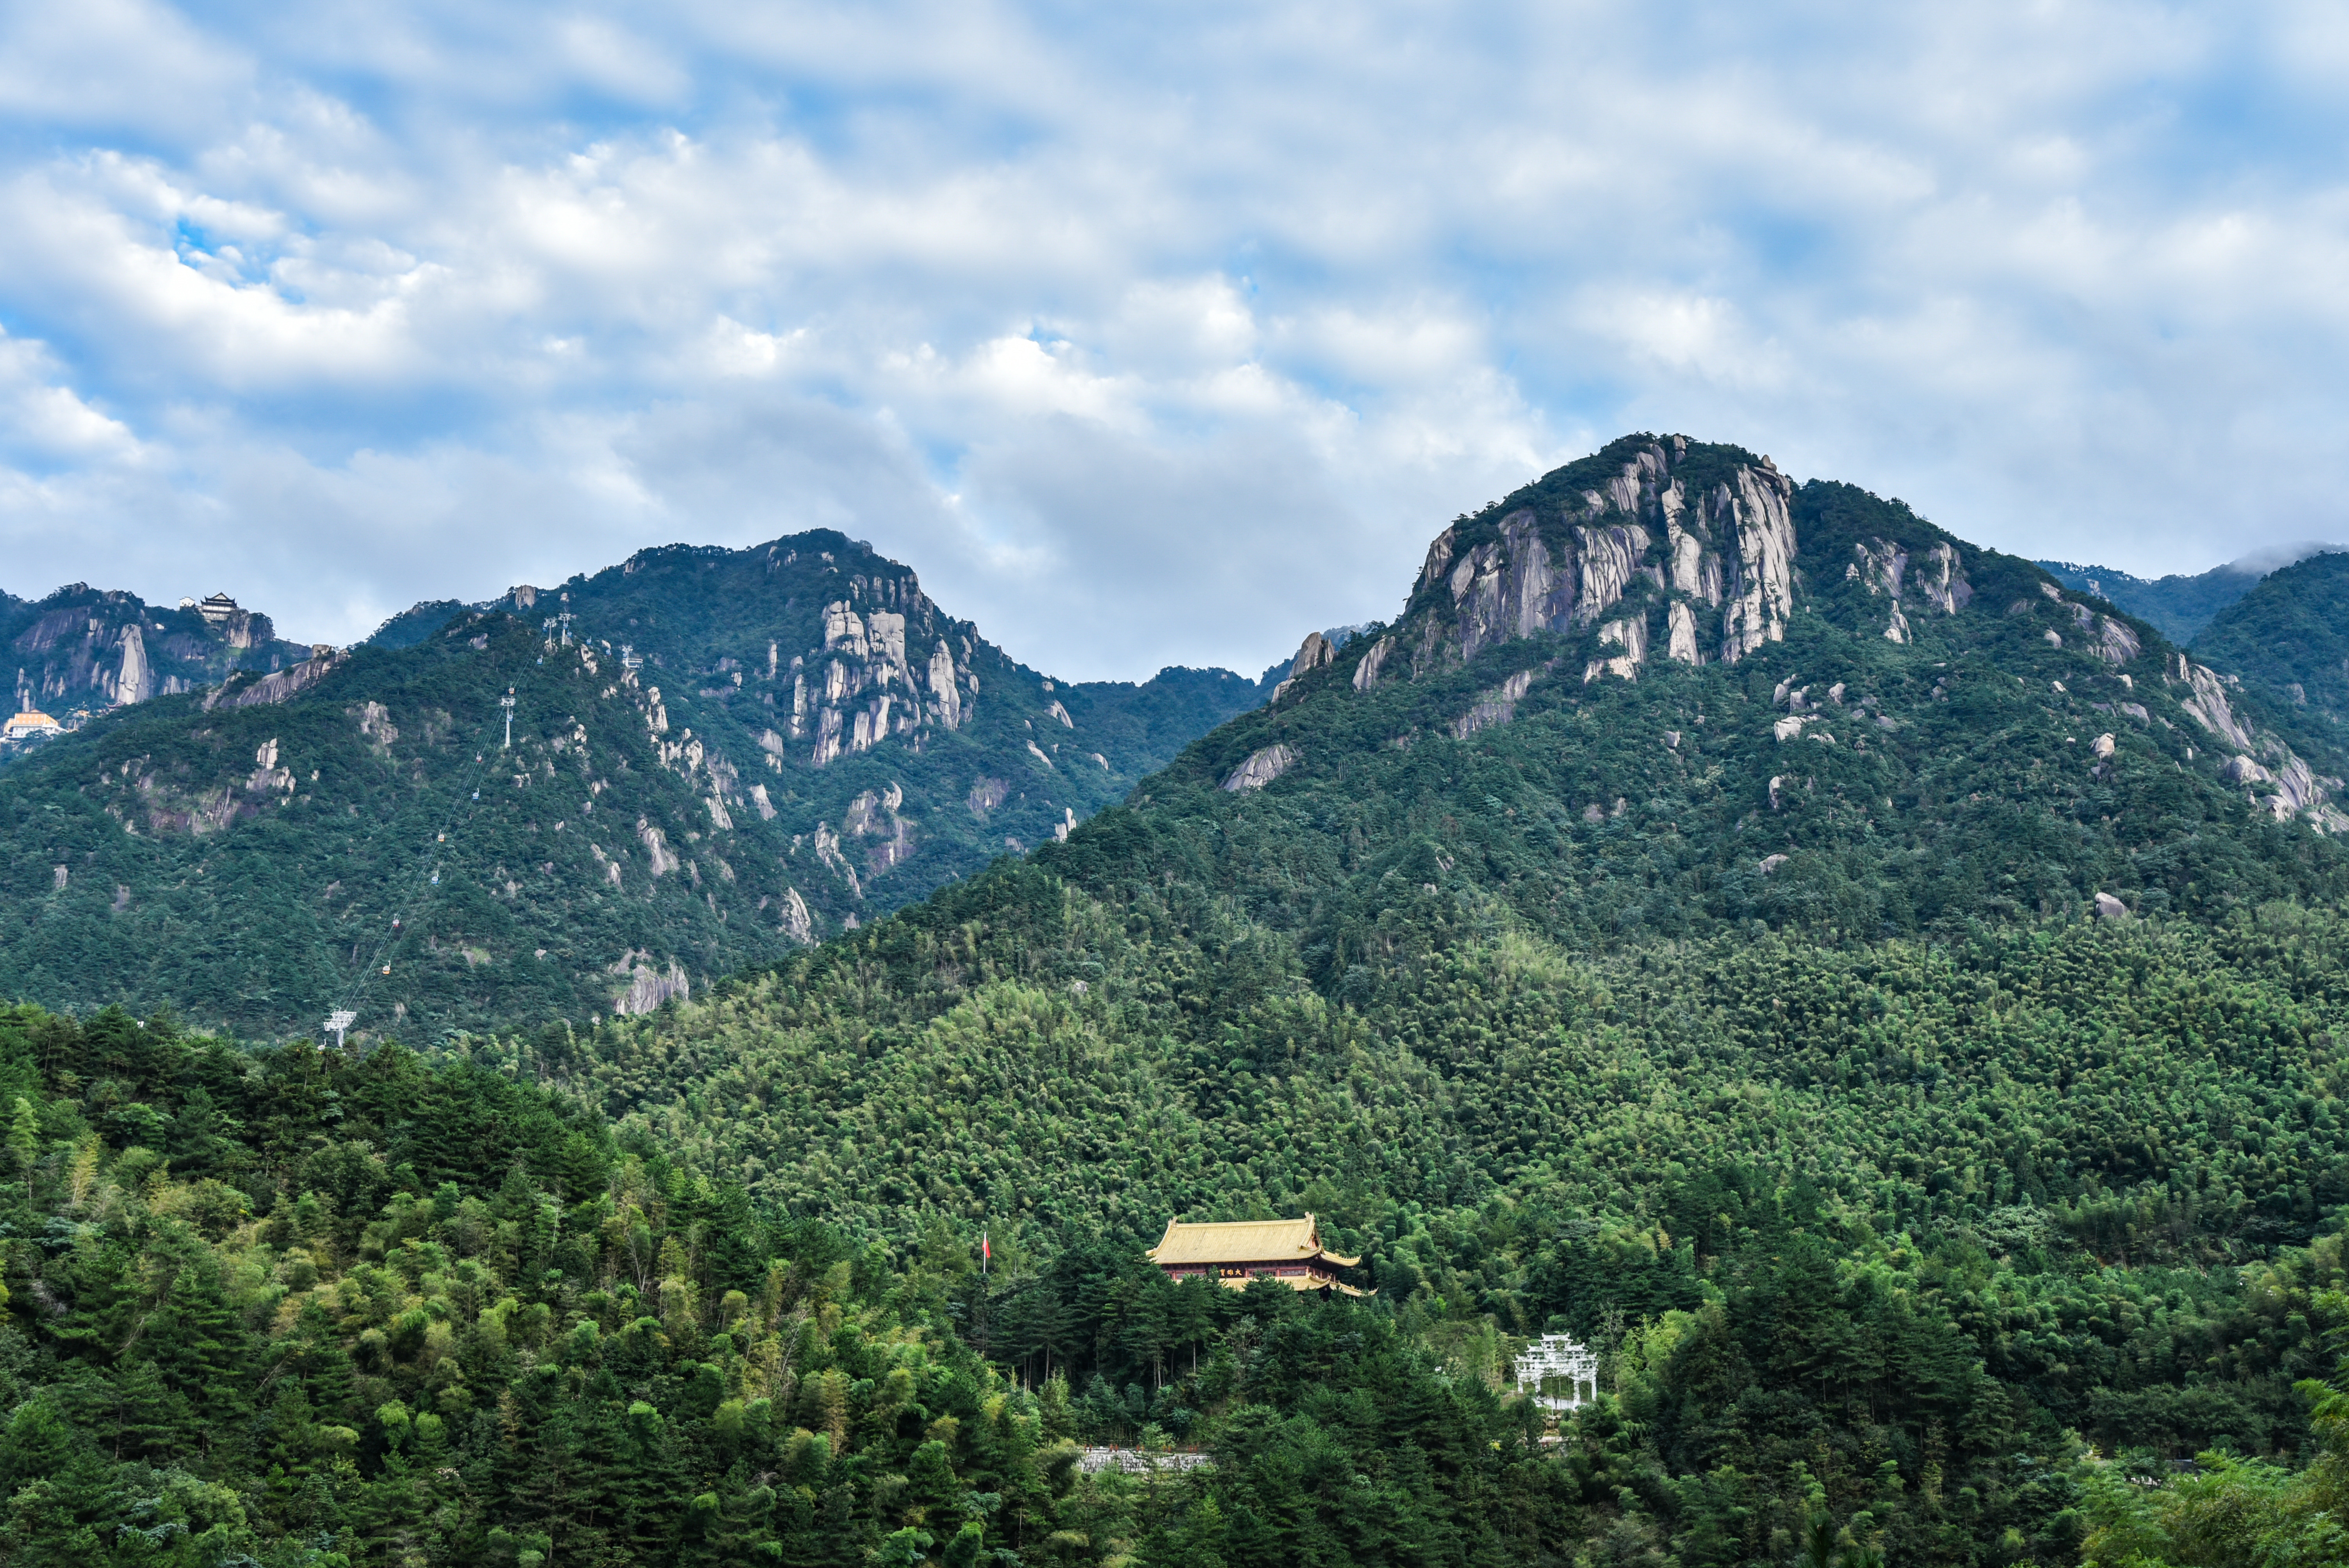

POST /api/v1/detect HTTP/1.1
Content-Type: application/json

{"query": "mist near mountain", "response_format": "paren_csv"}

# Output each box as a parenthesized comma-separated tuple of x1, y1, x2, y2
(2039, 542, 2344, 643)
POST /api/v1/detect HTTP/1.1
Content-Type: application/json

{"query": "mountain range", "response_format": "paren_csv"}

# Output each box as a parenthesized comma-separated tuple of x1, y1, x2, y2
(1, 435, 2345, 1041)
(0, 432, 2345, 1564)
(0, 535, 1274, 1038)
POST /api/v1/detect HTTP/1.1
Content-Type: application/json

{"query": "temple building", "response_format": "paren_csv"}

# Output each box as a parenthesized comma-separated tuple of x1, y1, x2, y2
(1146, 1215, 1369, 1295)
(2, 711, 61, 741)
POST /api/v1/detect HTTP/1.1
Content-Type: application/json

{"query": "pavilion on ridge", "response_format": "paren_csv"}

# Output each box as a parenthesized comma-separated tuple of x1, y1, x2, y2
(1145, 1214, 1370, 1295)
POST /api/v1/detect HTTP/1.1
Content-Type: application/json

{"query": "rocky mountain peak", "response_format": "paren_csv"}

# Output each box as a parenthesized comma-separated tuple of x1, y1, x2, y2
(1208, 431, 2349, 868)
(1368, 435, 1802, 690)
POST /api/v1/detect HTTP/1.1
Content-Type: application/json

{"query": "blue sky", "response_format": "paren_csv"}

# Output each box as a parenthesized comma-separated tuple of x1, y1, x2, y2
(0, 0, 2344, 679)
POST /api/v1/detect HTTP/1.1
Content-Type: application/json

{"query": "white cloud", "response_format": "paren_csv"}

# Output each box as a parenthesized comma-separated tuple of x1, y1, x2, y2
(0, 0, 2342, 671)
(0, 333, 139, 462)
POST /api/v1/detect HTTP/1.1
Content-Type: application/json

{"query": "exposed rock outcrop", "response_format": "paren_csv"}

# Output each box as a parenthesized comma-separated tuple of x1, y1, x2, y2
(2173, 656, 2257, 750)
(1410, 439, 1798, 679)
(2057, 599, 2142, 664)
(2092, 615, 2141, 665)
(1915, 543, 1972, 615)
(1850, 537, 1968, 643)
(354, 700, 398, 754)
(1273, 632, 1338, 704)
(1851, 540, 1908, 601)
(637, 819, 680, 877)
(118, 625, 151, 705)
(2176, 653, 2349, 829)
(247, 738, 294, 796)
(1583, 614, 1647, 684)
(220, 607, 273, 651)
(1666, 601, 1701, 665)
(801, 587, 975, 766)
(1718, 465, 1798, 661)
(927, 641, 963, 729)
(813, 820, 862, 898)
(206, 649, 345, 711)
(610, 951, 691, 1015)
(1454, 669, 1536, 738)
(780, 886, 814, 943)
(1222, 744, 1296, 792)
(846, 782, 916, 876)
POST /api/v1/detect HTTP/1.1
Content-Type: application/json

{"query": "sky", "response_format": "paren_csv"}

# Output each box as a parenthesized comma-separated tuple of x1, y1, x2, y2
(0, 1, 2345, 681)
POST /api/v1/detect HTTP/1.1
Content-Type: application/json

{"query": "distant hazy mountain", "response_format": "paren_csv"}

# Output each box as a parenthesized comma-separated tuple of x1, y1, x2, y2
(2038, 541, 2340, 642)
(2191, 549, 2349, 727)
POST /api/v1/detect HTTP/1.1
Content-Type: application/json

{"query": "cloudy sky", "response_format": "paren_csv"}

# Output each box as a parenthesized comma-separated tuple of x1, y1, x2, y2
(0, 1, 2343, 679)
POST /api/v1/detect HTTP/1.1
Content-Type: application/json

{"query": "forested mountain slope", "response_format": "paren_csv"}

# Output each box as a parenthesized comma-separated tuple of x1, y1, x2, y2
(0, 533, 1267, 1041)
(498, 434, 2349, 1564)
(0, 1002, 1616, 1566)
(1132, 434, 2349, 944)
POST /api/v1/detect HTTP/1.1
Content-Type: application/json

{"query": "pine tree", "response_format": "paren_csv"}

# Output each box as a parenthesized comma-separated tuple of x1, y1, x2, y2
(143, 1244, 254, 1459)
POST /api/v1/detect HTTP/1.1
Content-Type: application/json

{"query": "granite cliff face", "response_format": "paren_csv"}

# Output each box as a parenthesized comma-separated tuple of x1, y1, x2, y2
(787, 564, 981, 768)
(1366, 437, 1801, 691)
(2161, 650, 2349, 830)
(1848, 538, 1971, 643)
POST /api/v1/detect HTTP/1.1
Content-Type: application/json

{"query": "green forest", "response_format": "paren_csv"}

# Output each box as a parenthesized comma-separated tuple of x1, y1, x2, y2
(0, 439, 2347, 1563)
(3, 902, 2347, 1564)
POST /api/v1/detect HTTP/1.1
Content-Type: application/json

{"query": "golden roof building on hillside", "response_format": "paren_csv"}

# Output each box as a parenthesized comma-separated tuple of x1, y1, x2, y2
(1146, 1215, 1369, 1295)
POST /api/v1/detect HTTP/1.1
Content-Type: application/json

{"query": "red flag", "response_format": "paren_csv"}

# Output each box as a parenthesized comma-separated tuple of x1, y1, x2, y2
(982, 1231, 991, 1273)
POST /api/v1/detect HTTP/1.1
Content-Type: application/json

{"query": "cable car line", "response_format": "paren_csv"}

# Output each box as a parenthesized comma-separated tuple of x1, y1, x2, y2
(327, 683, 521, 1046)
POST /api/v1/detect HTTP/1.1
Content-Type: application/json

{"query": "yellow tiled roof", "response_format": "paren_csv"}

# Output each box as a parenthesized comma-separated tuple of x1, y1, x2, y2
(1216, 1274, 1372, 1296)
(1146, 1214, 1360, 1268)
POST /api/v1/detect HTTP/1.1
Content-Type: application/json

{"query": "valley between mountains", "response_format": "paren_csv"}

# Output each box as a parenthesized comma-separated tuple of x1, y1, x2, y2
(0, 433, 2344, 1566)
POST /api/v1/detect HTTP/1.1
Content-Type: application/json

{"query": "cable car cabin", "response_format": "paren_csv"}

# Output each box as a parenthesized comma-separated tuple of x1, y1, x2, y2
(1146, 1215, 1369, 1296)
